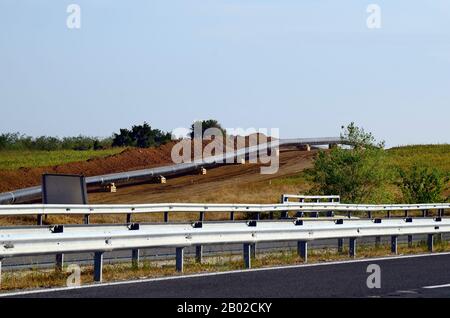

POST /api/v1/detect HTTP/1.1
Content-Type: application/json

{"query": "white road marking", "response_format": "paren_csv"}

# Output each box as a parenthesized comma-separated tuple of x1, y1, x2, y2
(423, 283, 450, 289)
(1, 251, 450, 297)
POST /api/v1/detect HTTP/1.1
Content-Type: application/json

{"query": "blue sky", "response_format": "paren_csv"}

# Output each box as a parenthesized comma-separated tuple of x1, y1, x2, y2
(0, 1, 449, 147)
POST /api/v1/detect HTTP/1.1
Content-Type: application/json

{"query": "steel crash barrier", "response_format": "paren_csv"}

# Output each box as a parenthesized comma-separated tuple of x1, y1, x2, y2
(0, 201, 448, 225)
(0, 217, 450, 284)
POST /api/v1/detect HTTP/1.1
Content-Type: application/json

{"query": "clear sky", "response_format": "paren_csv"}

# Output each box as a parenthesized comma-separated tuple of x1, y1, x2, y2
(1, 1, 449, 147)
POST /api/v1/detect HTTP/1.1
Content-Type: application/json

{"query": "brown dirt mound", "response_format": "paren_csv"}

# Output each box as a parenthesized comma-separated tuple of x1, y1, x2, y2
(0, 134, 274, 193)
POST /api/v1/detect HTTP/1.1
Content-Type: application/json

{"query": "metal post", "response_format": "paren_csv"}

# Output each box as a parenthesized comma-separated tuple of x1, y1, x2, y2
(199, 212, 205, 222)
(126, 213, 132, 224)
(391, 236, 398, 254)
(422, 210, 427, 218)
(368, 211, 372, 219)
(281, 211, 289, 219)
(84, 214, 90, 225)
(230, 212, 235, 221)
(298, 241, 308, 263)
(132, 249, 140, 269)
(405, 210, 409, 218)
(375, 236, 381, 248)
(338, 238, 344, 253)
(37, 214, 43, 226)
(269, 212, 274, 220)
(327, 198, 334, 217)
(164, 212, 169, 223)
(55, 253, 64, 271)
(243, 243, 251, 269)
(347, 211, 352, 219)
(94, 252, 104, 282)
(428, 234, 434, 252)
(254, 213, 260, 221)
(195, 245, 203, 263)
(250, 243, 257, 259)
(387, 211, 391, 219)
(176, 247, 184, 272)
(349, 238, 357, 258)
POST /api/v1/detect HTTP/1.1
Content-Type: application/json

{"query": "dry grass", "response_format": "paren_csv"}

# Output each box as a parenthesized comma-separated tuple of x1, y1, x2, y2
(1, 239, 448, 293)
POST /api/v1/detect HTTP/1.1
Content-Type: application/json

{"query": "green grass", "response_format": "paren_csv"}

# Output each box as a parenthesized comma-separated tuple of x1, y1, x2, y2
(386, 144, 450, 173)
(0, 148, 126, 170)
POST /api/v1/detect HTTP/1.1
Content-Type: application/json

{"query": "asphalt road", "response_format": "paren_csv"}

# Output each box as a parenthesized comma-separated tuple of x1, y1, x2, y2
(6, 253, 450, 298)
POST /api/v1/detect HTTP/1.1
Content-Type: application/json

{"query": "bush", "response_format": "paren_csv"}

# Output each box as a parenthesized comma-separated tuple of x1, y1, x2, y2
(190, 119, 226, 139)
(307, 123, 390, 203)
(397, 164, 449, 203)
(112, 122, 172, 148)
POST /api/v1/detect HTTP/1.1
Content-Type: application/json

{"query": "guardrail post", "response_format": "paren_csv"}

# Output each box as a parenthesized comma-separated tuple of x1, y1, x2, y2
(199, 212, 205, 222)
(269, 212, 274, 220)
(94, 252, 104, 282)
(347, 211, 352, 219)
(327, 198, 334, 217)
(408, 235, 413, 248)
(84, 214, 90, 225)
(375, 236, 381, 248)
(243, 243, 251, 269)
(195, 245, 203, 263)
(37, 214, 43, 226)
(132, 249, 140, 269)
(164, 212, 169, 223)
(438, 209, 443, 217)
(230, 212, 235, 221)
(281, 211, 289, 219)
(254, 213, 260, 221)
(126, 213, 132, 224)
(297, 241, 308, 263)
(337, 238, 344, 253)
(368, 211, 372, 219)
(250, 243, 257, 259)
(0, 258, 2, 289)
(387, 211, 391, 219)
(349, 238, 357, 258)
(428, 234, 434, 252)
(391, 236, 398, 254)
(404, 210, 409, 218)
(422, 210, 428, 218)
(176, 247, 184, 272)
(55, 253, 64, 272)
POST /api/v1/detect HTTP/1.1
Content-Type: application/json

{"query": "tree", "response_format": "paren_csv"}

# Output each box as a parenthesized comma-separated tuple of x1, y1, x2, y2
(397, 164, 448, 203)
(308, 123, 389, 203)
(189, 120, 226, 139)
(112, 122, 172, 148)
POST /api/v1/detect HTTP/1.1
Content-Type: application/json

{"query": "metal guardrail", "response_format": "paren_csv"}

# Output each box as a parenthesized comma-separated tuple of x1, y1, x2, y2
(0, 137, 346, 205)
(0, 202, 448, 226)
(0, 217, 448, 283)
(281, 194, 340, 203)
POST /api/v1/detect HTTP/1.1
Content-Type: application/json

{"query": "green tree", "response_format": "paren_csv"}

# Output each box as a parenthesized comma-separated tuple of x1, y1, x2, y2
(189, 119, 226, 139)
(308, 123, 389, 203)
(397, 164, 448, 203)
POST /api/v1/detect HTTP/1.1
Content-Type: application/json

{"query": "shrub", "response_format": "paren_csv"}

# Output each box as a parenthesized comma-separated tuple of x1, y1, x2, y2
(397, 164, 449, 203)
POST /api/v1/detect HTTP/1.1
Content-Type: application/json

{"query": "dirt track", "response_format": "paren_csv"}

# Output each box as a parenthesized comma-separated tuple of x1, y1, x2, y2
(89, 149, 316, 205)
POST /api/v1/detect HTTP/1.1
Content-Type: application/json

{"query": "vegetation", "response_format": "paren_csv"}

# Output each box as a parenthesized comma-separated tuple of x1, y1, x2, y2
(0, 133, 112, 151)
(307, 123, 391, 203)
(112, 122, 172, 148)
(0, 148, 125, 170)
(397, 164, 449, 203)
(190, 119, 226, 139)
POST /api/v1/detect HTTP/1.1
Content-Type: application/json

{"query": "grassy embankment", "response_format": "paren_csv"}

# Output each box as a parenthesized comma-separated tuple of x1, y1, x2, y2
(0, 148, 125, 170)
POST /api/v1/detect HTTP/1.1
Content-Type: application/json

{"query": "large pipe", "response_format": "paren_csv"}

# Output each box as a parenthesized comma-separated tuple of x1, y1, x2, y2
(0, 137, 345, 204)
